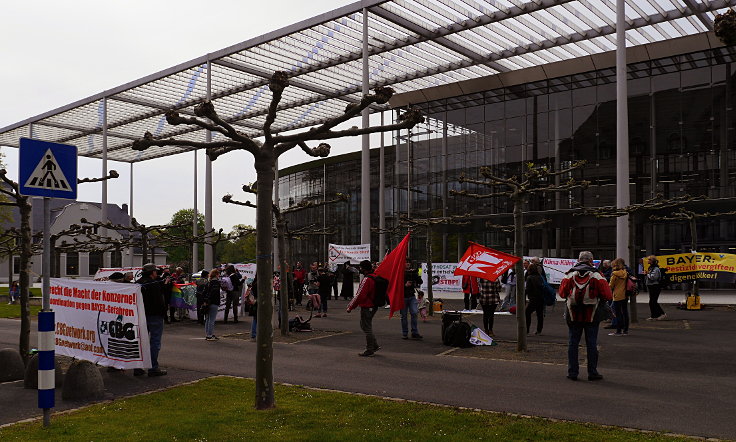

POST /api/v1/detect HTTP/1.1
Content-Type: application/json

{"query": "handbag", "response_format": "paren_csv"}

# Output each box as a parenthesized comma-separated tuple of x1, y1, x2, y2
(244, 287, 255, 305)
(625, 276, 637, 296)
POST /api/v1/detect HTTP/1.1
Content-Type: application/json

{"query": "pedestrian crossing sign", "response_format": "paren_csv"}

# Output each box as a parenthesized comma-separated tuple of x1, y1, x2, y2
(19, 138, 77, 200)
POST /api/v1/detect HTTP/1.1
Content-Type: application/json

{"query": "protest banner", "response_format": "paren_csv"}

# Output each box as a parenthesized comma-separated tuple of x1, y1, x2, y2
(49, 278, 150, 369)
(327, 243, 370, 271)
(646, 252, 736, 283)
(420, 263, 463, 293)
(454, 242, 520, 281)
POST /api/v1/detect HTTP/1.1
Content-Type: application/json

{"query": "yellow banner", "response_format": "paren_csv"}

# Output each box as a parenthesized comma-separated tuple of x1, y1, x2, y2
(645, 253, 736, 284)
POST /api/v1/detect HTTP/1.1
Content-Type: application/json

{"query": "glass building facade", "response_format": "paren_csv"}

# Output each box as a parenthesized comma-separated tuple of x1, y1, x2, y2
(279, 46, 736, 271)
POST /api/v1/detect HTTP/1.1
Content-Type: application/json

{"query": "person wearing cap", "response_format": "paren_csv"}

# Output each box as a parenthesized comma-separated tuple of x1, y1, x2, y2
(134, 263, 168, 377)
(346, 260, 381, 357)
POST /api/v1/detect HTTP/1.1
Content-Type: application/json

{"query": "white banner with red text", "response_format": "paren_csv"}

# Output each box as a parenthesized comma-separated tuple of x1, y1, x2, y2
(49, 278, 151, 370)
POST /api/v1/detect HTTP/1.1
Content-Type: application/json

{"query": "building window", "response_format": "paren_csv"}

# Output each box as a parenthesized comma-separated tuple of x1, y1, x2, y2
(13, 256, 20, 274)
(66, 252, 79, 276)
(88, 251, 103, 276)
(111, 251, 122, 268)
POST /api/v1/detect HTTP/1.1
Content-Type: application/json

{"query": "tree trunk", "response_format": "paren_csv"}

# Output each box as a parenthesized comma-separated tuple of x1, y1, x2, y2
(7, 252, 12, 289)
(426, 227, 434, 316)
(254, 155, 275, 410)
(275, 217, 289, 336)
(18, 199, 32, 366)
(514, 193, 527, 352)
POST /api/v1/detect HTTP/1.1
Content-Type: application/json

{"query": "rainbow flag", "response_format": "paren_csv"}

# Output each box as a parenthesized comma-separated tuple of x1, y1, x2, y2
(171, 283, 197, 310)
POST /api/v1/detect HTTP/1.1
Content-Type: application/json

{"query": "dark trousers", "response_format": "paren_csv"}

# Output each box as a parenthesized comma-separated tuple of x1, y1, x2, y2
(613, 298, 629, 333)
(526, 300, 544, 334)
(146, 315, 164, 372)
(567, 322, 600, 378)
(164, 292, 175, 322)
(318, 291, 329, 313)
(481, 303, 497, 333)
(196, 295, 206, 324)
(463, 292, 478, 310)
(648, 285, 665, 318)
(295, 283, 304, 305)
(224, 291, 239, 322)
(360, 307, 379, 351)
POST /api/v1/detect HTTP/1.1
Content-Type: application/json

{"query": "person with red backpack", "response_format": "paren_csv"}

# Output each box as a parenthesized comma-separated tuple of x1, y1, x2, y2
(347, 260, 384, 357)
(559, 251, 613, 381)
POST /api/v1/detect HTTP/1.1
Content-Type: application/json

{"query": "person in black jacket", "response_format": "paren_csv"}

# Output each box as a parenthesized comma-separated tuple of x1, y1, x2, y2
(134, 263, 168, 377)
(339, 262, 358, 300)
(400, 260, 423, 340)
(316, 268, 332, 317)
(195, 270, 209, 325)
(525, 263, 545, 335)
(223, 265, 242, 323)
(203, 268, 223, 341)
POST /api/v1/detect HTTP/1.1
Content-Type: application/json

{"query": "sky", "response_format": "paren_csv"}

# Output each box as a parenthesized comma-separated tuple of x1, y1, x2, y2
(0, 0, 385, 231)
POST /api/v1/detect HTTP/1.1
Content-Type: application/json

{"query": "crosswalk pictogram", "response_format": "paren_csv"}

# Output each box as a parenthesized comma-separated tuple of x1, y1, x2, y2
(23, 149, 72, 191)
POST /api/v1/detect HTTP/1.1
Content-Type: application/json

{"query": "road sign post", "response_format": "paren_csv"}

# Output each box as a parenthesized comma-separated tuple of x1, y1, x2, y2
(19, 138, 77, 427)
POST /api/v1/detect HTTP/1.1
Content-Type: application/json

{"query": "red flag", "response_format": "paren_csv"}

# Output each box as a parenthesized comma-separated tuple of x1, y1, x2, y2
(454, 242, 520, 281)
(374, 232, 410, 318)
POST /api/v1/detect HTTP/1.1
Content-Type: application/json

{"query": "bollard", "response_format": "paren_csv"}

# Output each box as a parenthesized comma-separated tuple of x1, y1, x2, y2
(38, 310, 55, 426)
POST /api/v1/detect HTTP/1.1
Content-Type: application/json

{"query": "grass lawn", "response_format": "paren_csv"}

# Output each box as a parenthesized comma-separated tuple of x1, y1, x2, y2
(0, 286, 42, 296)
(0, 303, 41, 318)
(0, 377, 687, 441)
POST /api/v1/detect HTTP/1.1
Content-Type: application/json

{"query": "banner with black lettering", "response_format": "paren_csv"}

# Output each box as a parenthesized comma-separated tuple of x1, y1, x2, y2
(651, 252, 736, 284)
(49, 278, 151, 369)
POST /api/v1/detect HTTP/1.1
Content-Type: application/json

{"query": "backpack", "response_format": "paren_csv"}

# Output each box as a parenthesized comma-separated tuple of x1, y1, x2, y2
(289, 315, 312, 332)
(658, 267, 671, 288)
(564, 272, 599, 323)
(542, 279, 556, 306)
(220, 276, 233, 292)
(444, 321, 473, 348)
(367, 275, 389, 307)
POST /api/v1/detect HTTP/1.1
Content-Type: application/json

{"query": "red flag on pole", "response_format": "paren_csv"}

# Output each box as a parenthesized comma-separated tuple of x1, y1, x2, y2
(454, 242, 520, 281)
(374, 232, 411, 318)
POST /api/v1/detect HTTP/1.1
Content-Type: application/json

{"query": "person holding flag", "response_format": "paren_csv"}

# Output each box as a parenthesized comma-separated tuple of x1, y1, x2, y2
(347, 233, 412, 356)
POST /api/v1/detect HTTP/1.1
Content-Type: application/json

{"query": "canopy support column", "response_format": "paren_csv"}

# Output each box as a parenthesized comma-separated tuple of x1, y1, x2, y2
(360, 7, 371, 251)
(204, 60, 214, 270)
(193, 150, 199, 275)
(101, 97, 110, 268)
(616, 0, 630, 262)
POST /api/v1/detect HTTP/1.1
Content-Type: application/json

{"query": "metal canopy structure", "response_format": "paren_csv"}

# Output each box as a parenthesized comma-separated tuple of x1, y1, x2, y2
(1, 0, 733, 163)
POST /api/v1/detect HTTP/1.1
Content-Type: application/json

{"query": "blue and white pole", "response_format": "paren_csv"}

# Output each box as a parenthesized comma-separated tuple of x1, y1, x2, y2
(39, 196, 54, 426)
(38, 310, 55, 425)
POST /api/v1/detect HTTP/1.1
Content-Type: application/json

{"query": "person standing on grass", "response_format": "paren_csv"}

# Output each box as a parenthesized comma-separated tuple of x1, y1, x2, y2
(203, 268, 222, 341)
(7, 281, 19, 304)
(347, 260, 380, 357)
(559, 251, 612, 382)
(477, 277, 501, 337)
(134, 263, 168, 377)
(645, 255, 667, 321)
(608, 258, 629, 336)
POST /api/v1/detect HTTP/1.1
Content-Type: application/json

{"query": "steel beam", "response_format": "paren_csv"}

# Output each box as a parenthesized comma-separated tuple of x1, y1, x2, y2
(682, 0, 714, 31)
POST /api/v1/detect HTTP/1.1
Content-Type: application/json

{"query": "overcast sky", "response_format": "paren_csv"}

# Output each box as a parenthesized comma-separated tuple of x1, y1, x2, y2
(0, 0, 384, 231)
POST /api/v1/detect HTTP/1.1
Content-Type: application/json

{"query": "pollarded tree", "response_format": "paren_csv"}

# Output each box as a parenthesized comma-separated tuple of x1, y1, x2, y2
(451, 162, 589, 352)
(131, 72, 423, 409)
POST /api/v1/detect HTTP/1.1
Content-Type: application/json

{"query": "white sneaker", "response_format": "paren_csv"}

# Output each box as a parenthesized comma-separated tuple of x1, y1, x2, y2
(646, 317, 655, 321)
(656, 314, 667, 321)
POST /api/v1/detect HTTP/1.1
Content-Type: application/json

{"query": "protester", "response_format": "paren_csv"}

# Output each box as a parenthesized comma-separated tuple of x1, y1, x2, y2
(195, 270, 209, 325)
(559, 251, 612, 381)
(525, 263, 545, 335)
(461, 274, 479, 311)
(134, 263, 168, 376)
(316, 267, 331, 317)
(223, 265, 242, 324)
(108, 272, 125, 283)
(637, 258, 647, 292)
(249, 276, 258, 340)
(346, 260, 380, 357)
(329, 268, 339, 300)
(599, 260, 613, 281)
(7, 281, 19, 304)
(339, 261, 358, 300)
(499, 269, 516, 311)
(123, 272, 135, 283)
(293, 262, 306, 306)
(305, 262, 321, 315)
(171, 267, 186, 284)
(400, 260, 423, 340)
(645, 255, 667, 321)
(203, 268, 222, 341)
(159, 267, 177, 324)
(608, 258, 629, 336)
(478, 277, 501, 337)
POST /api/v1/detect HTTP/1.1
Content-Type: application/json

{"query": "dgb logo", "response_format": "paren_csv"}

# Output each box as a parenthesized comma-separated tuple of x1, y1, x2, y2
(97, 314, 141, 360)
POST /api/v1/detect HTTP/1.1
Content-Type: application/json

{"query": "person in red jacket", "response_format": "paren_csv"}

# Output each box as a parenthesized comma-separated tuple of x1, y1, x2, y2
(347, 260, 380, 357)
(461, 274, 480, 310)
(558, 251, 613, 381)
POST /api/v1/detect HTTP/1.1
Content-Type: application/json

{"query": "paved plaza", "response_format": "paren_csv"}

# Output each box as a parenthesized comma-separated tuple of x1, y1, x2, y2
(1, 293, 735, 439)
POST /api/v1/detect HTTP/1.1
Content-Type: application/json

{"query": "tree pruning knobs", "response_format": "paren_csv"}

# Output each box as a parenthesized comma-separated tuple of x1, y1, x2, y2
(193, 101, 216, 119)
(715, 9, 736, 46)
(372, 86, 394, 104)
(222, 194, 233, 203)
(398, 108, 424, 125)
(312, 143, 330, 158)
(131, 132, 154, 151)
(109, 170, 119, 179)
(269, 71, 290, 93)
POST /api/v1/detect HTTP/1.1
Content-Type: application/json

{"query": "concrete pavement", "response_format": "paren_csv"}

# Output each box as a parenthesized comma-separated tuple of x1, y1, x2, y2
(1, 298, 735, 439)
